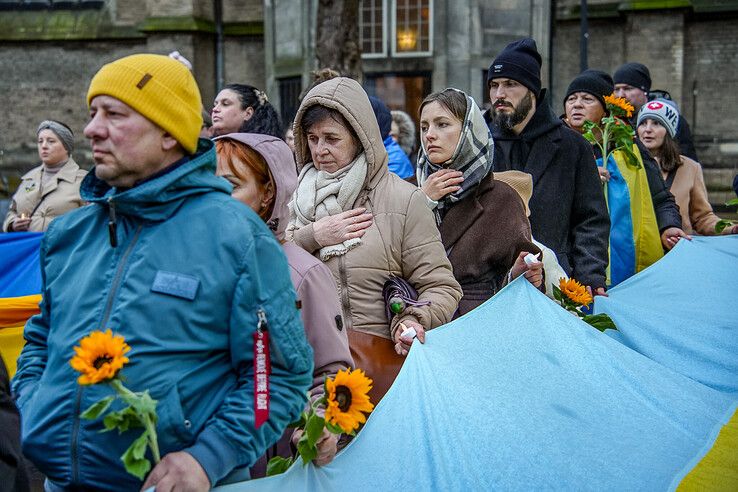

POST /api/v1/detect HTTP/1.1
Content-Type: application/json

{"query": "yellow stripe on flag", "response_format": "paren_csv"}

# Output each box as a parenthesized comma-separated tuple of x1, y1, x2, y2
(679, 407, 738, 491)
(0, 294, 41, 377)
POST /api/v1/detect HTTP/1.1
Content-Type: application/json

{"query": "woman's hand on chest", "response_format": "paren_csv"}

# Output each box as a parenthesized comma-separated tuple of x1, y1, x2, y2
(314, 207, 373, 247)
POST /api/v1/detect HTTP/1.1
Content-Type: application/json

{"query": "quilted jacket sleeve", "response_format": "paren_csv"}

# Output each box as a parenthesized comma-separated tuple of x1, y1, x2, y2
(390, 189, 462, 339)
(184, 228, 313, 485)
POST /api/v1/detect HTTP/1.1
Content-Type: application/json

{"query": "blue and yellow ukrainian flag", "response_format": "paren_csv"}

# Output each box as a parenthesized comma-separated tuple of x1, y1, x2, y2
(0, 232, 43, 376)
(602, 145, 663, 287)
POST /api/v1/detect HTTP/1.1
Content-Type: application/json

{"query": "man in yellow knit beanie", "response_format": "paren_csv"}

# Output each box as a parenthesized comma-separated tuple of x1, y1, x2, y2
(84, 53, 203, 186)
(13, 53, 312, 490)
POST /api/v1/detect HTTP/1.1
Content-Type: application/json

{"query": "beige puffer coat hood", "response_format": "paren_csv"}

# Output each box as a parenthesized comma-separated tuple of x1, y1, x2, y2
(291, 77, 461, 339)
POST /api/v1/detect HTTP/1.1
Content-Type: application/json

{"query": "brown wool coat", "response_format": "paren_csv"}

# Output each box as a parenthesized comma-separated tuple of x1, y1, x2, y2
(668, 156, 731, 236)
(439, 174, 540, 316)
(3, 158, 87, 232)
(291, 77, 462, 340)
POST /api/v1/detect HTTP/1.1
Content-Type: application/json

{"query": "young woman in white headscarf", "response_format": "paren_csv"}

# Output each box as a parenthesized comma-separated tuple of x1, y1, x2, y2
(287, 77, 462, 404)
(417, 88, 543, 316)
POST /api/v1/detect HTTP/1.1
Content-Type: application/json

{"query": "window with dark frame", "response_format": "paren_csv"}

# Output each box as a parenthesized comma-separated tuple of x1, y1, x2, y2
(278, 76, 302, 134)
(360, 0, 433, 58)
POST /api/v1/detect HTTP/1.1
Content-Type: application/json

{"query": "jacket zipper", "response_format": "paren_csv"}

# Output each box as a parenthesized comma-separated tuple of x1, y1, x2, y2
(100, 224, 143, 328)
(70, 388, 83, 484)
(338, 255, 352, 331)
(71, 215, 143, 484)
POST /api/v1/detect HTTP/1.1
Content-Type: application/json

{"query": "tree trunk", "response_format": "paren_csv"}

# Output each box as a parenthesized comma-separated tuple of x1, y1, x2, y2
(315, 0, 363, 82)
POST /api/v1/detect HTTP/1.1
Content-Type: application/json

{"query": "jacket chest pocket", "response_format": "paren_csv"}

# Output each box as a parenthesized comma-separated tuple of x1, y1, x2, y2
(150, 271, 200, 301)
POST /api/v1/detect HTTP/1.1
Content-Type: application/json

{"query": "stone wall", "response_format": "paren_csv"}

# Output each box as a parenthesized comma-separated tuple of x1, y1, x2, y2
(0, 40, 147, 178)
(684, 15, 738, 205)
(0, 0, 266, 198)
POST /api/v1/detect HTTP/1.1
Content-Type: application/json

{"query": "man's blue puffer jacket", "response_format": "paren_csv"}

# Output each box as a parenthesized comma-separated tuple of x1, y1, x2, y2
(12, 139, 313, 489)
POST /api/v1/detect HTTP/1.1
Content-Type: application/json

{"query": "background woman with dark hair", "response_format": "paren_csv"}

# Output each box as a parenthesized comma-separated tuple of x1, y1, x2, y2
(210, 84, 283, 138)
(637, 99, 737, 235)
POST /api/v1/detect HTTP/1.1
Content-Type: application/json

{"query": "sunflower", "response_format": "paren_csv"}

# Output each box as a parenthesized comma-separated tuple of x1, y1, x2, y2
(324, 369, 374, 434)
(558, 278, 593, 307)
(70, 329, 130, 385)
(604, 94, 635, 118)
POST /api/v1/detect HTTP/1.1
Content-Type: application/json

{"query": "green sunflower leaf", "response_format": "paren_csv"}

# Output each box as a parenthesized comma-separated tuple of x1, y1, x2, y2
(103, 406, 143, 433)
(304, 414, 325, 448)
(266, 456, 294, 476)
(552, 286, 562, 302)
(582, 313, 617, 332)
(131, 390, 158, 419)
(80, 395, 115, 420)
(324, 420, 344, 435)
(296, 436, 318, 465)
(121, 432, 151, 480)
(715, 219, 732, 234)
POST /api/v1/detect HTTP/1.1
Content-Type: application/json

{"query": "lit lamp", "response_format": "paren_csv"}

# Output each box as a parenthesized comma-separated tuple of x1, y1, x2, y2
(397, 28, 417, 51)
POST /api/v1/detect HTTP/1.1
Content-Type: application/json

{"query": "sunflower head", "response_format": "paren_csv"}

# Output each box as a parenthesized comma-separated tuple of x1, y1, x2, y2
(70, 329, 130, 385)
(558, 278, 593, 307)
(604, 94, 635, 119)
(324, 369, 374, 434)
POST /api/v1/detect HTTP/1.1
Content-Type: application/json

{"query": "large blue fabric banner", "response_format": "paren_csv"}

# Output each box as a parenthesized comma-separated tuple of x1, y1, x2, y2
(598, 235, 738, 396)
(218, 237, 737, 491)
(0, 232, 43, 298)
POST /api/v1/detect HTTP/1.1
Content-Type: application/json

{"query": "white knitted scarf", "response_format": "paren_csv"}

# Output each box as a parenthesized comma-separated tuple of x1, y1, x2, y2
(287, 153, 368, 260)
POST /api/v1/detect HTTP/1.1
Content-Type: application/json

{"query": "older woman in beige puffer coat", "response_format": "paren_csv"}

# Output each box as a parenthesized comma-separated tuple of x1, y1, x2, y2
(287, 77, 461, 403)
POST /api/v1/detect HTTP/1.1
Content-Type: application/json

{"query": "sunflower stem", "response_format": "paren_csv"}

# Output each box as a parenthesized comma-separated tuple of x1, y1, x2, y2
(110, 378, 137, 400)
(143, 412, 161, 464)
(110, 379, 160, 463)
(601, 123, 610, 171)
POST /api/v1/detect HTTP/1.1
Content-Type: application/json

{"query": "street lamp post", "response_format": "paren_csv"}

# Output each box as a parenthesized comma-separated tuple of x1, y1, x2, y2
(580, 0, 589, 72)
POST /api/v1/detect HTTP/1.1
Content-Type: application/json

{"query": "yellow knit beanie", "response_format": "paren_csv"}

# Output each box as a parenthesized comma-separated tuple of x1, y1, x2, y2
(87, 53, 203, 154)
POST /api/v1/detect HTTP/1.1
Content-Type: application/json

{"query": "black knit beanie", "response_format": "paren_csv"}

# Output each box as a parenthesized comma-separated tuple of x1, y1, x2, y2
(613, 62, 651, 92)
(564, 69, 614, 110)
(487, 38, 542, 98)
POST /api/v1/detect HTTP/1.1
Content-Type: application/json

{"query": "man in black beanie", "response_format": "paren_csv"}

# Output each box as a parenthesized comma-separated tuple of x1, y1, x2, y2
(484, 38, 610, 296)
(613, 62, 651, 112)
(614, 62, 698, 161)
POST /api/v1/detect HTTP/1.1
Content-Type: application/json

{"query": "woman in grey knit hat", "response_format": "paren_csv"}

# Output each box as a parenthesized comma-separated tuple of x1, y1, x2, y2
(3, 120, 87, 232)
